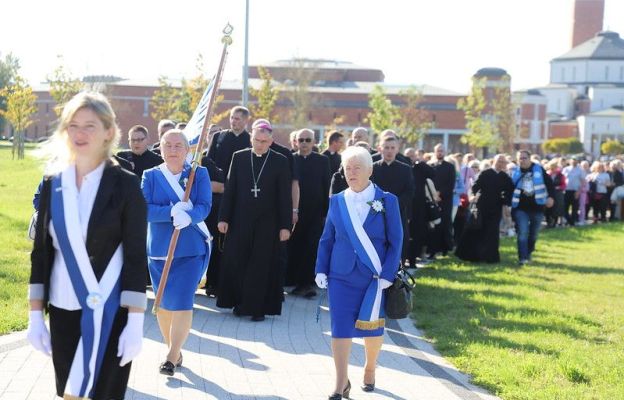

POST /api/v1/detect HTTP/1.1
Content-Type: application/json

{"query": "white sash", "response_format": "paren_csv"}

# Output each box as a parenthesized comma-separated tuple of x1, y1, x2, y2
(158, 164, 211, 240)
(57, 166, 123, 398)
(343, 192, 384, 322)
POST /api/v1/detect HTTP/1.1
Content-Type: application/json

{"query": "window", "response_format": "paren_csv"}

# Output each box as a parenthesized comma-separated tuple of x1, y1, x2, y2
(561, 68, 565, 81)
(620, 66, 624, 81)
(143, 99, 149, 117)
(605, 66, 609, 81)
(572, 66, 576, 81)
(45, 103, 49, 115)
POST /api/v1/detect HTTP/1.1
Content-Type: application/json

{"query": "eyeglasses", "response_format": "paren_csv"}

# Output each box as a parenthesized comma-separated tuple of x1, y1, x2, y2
(298, 138, 313, 143)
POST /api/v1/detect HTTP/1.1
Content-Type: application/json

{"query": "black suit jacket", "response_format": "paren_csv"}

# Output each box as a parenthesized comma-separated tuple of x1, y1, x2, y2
(30, 160, 147, 308)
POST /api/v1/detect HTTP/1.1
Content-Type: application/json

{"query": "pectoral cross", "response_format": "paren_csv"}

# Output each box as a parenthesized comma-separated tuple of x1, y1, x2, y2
(251, 185, 261, 198)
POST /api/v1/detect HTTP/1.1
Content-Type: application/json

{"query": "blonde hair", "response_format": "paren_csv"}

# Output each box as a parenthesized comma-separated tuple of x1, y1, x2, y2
(39, 92, 120, 175)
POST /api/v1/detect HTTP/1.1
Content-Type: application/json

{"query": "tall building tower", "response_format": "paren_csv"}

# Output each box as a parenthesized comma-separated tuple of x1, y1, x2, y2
(572, 0, 605, 48)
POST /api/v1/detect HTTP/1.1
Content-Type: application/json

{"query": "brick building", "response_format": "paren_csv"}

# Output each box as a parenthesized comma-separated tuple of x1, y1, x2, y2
(17, 60, 468, 152)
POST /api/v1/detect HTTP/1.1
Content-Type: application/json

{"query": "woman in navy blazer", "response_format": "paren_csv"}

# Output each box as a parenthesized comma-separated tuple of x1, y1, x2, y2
(142, 129, 212, 376)
(315, 146, 402, 399)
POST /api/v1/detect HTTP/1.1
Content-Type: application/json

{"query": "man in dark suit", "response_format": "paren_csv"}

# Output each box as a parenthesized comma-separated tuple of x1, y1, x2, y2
(371, 136, 414, 263)
(116, 125, 162, 179)
(430, 143, 456, 258)
(322, 130, 344, 175)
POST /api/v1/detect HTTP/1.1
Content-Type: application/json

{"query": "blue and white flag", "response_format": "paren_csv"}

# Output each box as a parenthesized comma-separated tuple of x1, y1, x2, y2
(182, 77, 215, 148)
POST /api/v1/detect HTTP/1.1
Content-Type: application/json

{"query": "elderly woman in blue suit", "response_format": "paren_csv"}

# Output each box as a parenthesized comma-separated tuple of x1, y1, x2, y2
(315, 146, 403, 399)
(142, 129, 212, 376)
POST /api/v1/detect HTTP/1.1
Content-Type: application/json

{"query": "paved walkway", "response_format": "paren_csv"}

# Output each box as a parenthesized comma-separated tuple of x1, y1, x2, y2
(0, 289, 499, 400)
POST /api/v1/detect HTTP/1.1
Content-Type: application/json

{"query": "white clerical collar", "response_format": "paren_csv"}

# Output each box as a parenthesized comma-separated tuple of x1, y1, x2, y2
(383, 159, 394, 166)
(253, 150, 268, 157)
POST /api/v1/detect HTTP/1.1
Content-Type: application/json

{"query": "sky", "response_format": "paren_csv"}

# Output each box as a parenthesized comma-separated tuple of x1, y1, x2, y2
(2, 0, 623, 94)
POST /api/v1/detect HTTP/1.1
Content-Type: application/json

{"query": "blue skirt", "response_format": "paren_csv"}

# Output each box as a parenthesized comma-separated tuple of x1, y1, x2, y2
(328, 264, 384, 338)
(149, 255, 206, 311)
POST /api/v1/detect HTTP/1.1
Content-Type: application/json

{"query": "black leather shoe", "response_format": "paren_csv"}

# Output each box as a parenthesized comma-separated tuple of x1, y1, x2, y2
(233, 306, 242, 317)
(328, 380, 350, 399)
(361, 382, 375, 392)
(251, 315, 265, 322)
(159, 360, 175, 376)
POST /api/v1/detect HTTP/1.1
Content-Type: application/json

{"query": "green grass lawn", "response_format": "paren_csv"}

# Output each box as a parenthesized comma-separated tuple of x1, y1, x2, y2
(0, 142, 42, 334)
(413, 223, 624, 400)
(1, 141, 623, 399)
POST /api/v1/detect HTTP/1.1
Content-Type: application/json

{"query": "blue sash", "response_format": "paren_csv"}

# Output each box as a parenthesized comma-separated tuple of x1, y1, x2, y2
(50, 171, 122, 399)
(336, 191, 385, 330)
(153, 164, 211, 273)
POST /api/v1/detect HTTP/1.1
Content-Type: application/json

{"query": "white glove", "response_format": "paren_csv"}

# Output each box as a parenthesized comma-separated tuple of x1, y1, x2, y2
(170, 201, 193, 217)
(315, 273, 328, 289)
(117, 312, 144, 367)
(380, 278, 393, 290)
(26, 310, 51, 356)
(173, 211, 192, 230)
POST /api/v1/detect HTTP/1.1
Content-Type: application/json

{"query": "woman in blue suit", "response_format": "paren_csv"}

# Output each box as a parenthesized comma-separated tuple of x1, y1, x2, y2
(315, 146, 403, 399)
(142, 129, 212, 376)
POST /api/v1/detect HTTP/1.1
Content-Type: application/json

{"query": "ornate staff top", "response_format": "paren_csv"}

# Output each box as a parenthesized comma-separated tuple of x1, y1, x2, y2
(222, 23, 234, 45)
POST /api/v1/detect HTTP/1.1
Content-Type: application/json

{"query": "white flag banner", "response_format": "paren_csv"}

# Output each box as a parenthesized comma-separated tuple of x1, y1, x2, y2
(182, 77, 215, 148)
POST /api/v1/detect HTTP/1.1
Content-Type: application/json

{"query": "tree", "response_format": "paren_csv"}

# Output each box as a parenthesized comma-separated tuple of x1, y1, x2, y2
(0, 52, 20, 134)
(491, 76, 517, 153)
(601, 139, 624, 155)
(397, 85, 432, 146)
(47, 56, 83, 116)
(283, 58, 318, 128)
(542, 137, 584, 154)
(249, 66, 280, 122)
(457, 77, 499, 153)
(150, 54, 229, 125)
(0, 76, 37, 159)
(366, 84, 399, 135)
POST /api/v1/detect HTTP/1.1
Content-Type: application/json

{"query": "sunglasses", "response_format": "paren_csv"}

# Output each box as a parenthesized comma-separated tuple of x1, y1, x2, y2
(298, 138, 313, 143)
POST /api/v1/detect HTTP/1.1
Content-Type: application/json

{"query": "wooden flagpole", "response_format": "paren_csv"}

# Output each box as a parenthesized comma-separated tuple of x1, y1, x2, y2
(152, 23, 234, 314)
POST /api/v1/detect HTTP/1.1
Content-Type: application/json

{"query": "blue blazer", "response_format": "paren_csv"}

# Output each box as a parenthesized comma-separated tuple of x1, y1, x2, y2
(315, 185, 402, 282)
(141, 164, 212, 258)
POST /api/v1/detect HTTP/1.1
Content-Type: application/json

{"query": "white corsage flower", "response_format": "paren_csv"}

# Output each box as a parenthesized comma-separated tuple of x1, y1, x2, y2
(367, 199, 385, 213)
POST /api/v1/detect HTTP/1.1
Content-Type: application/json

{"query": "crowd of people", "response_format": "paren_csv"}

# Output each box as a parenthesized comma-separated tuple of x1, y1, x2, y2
(25, 92, 624, 400)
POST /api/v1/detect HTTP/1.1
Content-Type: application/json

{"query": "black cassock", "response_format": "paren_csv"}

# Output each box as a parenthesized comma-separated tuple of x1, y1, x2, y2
(207, 129, 251, 171)
(217, 148, 292, 317)
(371, 160, 414, 258)
(409, 161, 436, 261)
(455, 169, 513, 263)
(201, 155, 225, 291)
(330, 166, 348, 195)
(287, 152, 331, 288)
(430, 160, 456, 255)
(116, 149, 162, 179)
(322, 149, 342, 175)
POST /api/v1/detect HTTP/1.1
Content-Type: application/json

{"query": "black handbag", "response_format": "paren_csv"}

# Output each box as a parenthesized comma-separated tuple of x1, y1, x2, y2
(424, 182, 442, 223)
(384, 267, 414, 319)
(381, 207, 414, 319)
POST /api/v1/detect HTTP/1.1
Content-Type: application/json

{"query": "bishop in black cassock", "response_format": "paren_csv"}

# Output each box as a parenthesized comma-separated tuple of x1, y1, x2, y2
(216, 120, 291, 321)
(287, 129, 331, 297)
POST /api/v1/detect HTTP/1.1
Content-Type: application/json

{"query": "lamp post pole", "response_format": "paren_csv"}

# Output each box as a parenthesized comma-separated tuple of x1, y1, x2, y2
(242, 0, 249, 106)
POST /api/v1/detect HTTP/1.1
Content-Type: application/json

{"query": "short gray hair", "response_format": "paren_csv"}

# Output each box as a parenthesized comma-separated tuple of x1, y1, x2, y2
(160, 129, 190, 150)
(341, 146, 373, 170)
